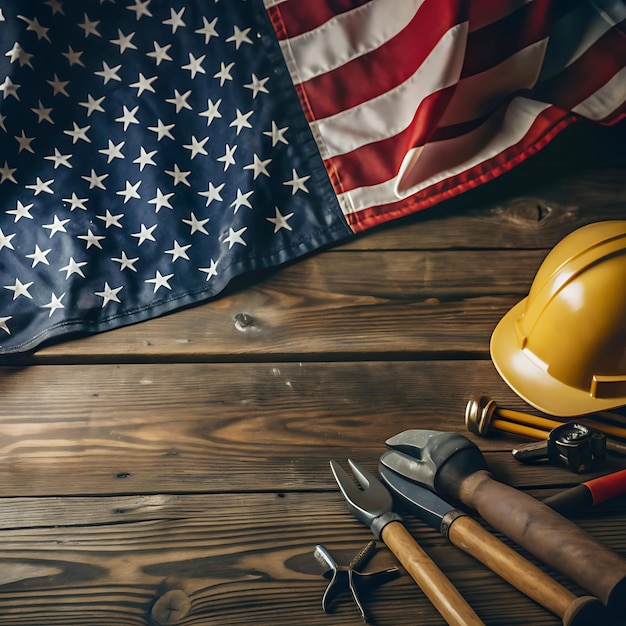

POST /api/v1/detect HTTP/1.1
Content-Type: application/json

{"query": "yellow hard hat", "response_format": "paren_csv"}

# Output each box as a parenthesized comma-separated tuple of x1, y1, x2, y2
(490, 220, 626, 417)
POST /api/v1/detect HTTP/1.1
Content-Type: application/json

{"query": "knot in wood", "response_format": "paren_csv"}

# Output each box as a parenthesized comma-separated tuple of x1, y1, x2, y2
(150, 589, 192, 625)
(234, 312, 256, 332)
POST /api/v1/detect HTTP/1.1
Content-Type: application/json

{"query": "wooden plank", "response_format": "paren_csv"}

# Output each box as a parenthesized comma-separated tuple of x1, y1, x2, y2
(0, 491, 623, 625)
(0, 361, 620, 497)
(29, 249, 545, 362)
(342, 170, 626, 252)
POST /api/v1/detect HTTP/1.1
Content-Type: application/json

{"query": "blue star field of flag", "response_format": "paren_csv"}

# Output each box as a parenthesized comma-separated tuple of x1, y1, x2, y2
(0, 0, 351, 353)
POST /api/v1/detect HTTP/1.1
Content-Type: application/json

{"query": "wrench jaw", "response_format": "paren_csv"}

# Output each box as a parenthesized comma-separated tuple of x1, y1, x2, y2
(330, 459, 402, 539)
(383, 430, 489, 495)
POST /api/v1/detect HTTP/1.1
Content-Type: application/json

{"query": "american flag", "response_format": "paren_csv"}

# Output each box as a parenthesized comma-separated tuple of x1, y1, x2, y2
(269, 0, 626, 231)
(0, 0, 624, 354)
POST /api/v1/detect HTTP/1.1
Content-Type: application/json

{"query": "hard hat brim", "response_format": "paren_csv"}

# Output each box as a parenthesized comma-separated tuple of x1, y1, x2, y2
(490, 299, 626, 417)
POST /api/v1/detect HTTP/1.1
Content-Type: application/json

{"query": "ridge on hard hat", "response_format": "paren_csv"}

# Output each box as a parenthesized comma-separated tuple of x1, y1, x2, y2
(490, 220, 626, 417)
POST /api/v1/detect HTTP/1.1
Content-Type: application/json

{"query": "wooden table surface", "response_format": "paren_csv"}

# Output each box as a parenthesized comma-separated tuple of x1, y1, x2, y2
(1, 120, 625, 625)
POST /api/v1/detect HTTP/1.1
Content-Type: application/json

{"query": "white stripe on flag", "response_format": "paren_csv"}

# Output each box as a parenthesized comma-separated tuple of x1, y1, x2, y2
(311, 22, 468, 159)
(539, 1, 626, 81)
(280, 0, 426, 84)
(439, 38, 548, 126)
(573, 66, 626, 121)
(338, 98, 552, 214)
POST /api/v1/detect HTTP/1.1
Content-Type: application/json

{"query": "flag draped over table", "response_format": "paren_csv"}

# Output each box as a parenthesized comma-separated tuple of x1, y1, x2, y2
(0, 0, 624, 354)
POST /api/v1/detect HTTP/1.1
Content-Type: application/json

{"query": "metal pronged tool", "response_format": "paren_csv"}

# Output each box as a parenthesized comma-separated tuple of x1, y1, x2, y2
(329, 459, 485, 626)
(313, 541, 399, 622)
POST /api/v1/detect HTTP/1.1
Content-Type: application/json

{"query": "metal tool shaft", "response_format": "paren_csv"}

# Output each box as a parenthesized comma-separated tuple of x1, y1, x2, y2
(466, 395, 626, 454)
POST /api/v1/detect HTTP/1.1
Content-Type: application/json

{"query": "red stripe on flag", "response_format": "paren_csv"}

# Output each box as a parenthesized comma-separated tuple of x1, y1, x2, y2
(345, 106, 574, 232)
(467, 0, 531, 32)
(535, 21, 626, 113)
(323, 86, 456, 193)
(462, 0, 578, 78)
(268, 0, 371, 40)
(297, 0, 465, 120)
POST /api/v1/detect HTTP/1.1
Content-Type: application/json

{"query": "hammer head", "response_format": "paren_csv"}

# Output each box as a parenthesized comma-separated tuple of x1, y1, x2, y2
(381, 430, 488, 495)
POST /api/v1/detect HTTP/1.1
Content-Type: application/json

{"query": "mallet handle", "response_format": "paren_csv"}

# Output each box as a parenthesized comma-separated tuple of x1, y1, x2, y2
(447, 515, 602, 625)
(456, 470, 626, 611)
(381, 521, 484, 626)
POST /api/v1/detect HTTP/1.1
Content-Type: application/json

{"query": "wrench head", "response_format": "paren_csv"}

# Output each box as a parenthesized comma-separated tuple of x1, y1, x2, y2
(330, 459, 394, 530)
(382, 430, 488, 494)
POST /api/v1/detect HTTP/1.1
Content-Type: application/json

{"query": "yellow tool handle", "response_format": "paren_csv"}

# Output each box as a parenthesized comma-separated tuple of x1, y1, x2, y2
(496, 408, 557, 431)
(381, 521, 484, 626)
(496, 408, 626, 441)
(492, 417, 549, 440)
(447, 515, 602, 626)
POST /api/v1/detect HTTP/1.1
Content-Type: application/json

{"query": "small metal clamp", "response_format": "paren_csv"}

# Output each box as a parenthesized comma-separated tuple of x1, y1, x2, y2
(313, 541, 400, 622)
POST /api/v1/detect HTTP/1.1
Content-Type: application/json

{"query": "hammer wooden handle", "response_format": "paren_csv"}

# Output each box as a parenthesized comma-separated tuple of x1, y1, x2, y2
(447, 515, 601, 626)
(381, 521, 484, 626)
(457, 470, 626, 611)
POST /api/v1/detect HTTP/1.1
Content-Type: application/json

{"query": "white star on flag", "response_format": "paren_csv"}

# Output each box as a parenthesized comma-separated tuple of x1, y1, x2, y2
(230, 189, 253, 213)
(145, 269, 174, 292)
(41, 292, 65, 317)
(199, 259, 219, 280)
(165, 240, 192, 261)
(148, 188, 174, 212)
(131, 223, 157, 246)
(43, 215, 70, 238)
(4, 278, 33, 300)
(111, 251, 139, 272)
(0, 2, 354, 352)
(95, 282, 123, 306)
(59, 257, 88, 278)
(116, 180, 142, 203)
(283, 169, 310, 195)
(223, 226, 247, 249)
(267, 206, 294, 233)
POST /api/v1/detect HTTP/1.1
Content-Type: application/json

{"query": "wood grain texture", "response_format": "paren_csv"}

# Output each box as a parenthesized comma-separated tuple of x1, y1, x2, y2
(0, 492, 623, 625)
(0, 492, 624, 625)
(25, 249, 540, 362)
(23, 132, 626, 364)
(0, 121, 624, 624)
(2, 360, 619, 497)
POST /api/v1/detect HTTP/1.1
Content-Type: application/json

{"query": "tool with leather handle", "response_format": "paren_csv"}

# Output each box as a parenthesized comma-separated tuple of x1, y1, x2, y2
(330, 459, 485, 626)
(378, 464, 603, 626)
(380, 430, 626, 613)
